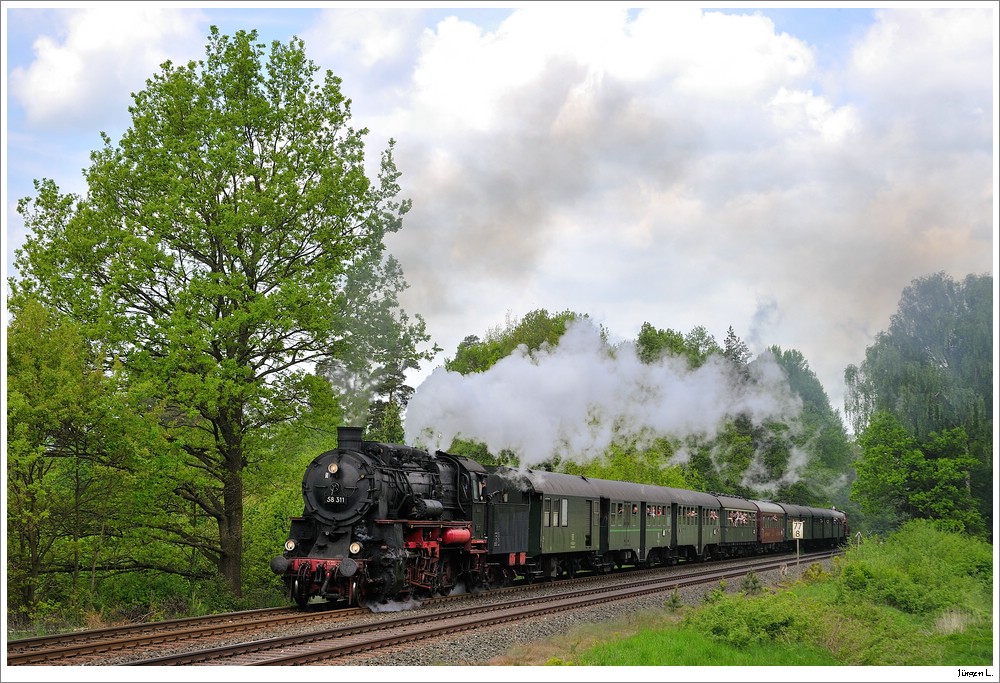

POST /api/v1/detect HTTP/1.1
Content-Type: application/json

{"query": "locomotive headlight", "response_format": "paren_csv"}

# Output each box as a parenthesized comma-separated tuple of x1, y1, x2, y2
(349, 542, 362, 555)
(327, 462, 339, 474)
(284, 539, 297, 552)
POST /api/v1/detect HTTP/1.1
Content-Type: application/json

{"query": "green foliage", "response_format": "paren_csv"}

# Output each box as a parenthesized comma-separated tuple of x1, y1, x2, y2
(635, 322, 686, 363)
(241, 485, 305, 603)
(770, 346, 855, 473)
(844, 272, 992, 532)
(739, 570, 763, 595)
(561, 434, 699, 490)
(722, 325, 752, 376)
(840, 563, 930, 613)
(702, 579, 728, 604)
(687, 592, 808, 649)
(852, 411, 985, 535)
(634, 321, 721, 369)
(836, 519, 992, 615)
(445, 308, 585, 374)
(6, 297, 167, 621)
(573, 621, 840, 666)
(442, 437, 521, 467)
(801, 562, 829, 584)
(367, 397, 405, 443)
(763, 347, 858, 517)
(708, 418, 756, 495)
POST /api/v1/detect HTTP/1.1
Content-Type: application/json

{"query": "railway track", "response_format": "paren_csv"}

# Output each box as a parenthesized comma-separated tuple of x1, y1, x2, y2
(7, 549, 838, 666)
(5, 604, 352, 665)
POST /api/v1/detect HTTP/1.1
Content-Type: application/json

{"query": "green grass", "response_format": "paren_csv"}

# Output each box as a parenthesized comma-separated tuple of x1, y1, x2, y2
(556, 521, 993, 667)
(559, 581, 992, 666)
(573, 624, 840, 666)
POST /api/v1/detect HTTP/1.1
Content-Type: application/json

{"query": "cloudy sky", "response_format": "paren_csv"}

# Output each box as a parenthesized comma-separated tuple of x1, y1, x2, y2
(3, 3, 997, 438)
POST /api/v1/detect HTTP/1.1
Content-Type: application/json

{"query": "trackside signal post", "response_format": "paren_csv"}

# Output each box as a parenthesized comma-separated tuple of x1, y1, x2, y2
(792, 520, 804, 565)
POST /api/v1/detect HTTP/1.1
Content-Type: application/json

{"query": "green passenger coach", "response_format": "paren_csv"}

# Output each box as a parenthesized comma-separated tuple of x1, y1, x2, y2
(476, 464, 846, 585)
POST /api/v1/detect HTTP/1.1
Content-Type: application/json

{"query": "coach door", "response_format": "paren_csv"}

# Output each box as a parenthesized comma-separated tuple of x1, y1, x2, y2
(639, 502, 647, 559)
(623, 500, 637, 546)
(599, 498, 610, 554)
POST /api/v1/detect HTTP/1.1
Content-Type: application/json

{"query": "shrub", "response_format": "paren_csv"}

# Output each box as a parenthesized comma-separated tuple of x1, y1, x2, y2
(740, 570, 763, 595)
(802, 562, 829, 583)
(703, 579, 727, 604)
(836, 519, 991, 615)
(685, 593, 807, 649)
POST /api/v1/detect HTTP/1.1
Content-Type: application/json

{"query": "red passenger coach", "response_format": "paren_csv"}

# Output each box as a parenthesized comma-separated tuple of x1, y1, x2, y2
(755, 499, 786, 549)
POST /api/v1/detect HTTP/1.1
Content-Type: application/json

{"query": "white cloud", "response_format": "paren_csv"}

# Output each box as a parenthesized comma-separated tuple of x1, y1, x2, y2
(766, 87, 859, 144)
(9, 7, 205, 130)
(306, 9, 416, 68)
(851, 8, 994, 94)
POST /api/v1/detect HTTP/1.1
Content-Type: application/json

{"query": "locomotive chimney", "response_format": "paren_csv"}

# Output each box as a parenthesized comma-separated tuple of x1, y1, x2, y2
(337, 426, 364, 450)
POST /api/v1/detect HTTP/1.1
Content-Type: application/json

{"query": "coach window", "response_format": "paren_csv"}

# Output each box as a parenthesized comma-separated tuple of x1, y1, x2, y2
(544, 498, 551, 527)
(561, 498, 569, 527)
(552, 499, 560, 527)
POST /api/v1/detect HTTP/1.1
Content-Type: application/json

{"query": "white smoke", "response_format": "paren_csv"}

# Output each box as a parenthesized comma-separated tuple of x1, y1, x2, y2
(365, 596, 423, 613)
(404, 318, 802, 468)
(740, 443, 811, 491)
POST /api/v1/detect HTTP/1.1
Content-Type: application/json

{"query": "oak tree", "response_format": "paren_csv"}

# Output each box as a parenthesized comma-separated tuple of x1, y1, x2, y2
(12, 27, 434, 595)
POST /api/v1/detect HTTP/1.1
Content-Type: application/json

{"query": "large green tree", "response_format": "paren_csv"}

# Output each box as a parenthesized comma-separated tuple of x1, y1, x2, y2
(11, 27, 433, 596)
(845, 272, 992, 533)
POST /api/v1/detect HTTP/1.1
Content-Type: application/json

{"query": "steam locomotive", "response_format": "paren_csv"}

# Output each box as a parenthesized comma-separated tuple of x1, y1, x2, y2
(270, 426, 848, 608)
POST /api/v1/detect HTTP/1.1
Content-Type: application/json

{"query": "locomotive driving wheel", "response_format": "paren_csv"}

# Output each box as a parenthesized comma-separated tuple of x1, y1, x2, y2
(292, 563, 312, 607)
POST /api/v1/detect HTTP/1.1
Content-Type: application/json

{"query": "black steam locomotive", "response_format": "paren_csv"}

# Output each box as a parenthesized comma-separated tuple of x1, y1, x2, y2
(270, 426, 848, 608)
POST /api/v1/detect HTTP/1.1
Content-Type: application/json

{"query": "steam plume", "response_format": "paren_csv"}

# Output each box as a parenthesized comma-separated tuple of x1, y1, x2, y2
(404, 318, 802, 468)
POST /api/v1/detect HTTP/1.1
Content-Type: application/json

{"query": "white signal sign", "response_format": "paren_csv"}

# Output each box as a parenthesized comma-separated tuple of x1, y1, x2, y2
(792, 520, 804, 539)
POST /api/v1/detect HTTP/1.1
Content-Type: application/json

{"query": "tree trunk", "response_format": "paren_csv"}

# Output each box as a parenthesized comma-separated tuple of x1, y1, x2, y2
(217, 416, 245, 598)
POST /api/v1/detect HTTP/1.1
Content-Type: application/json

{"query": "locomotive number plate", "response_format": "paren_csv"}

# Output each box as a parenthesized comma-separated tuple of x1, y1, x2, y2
(326, 495, 347, 504)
